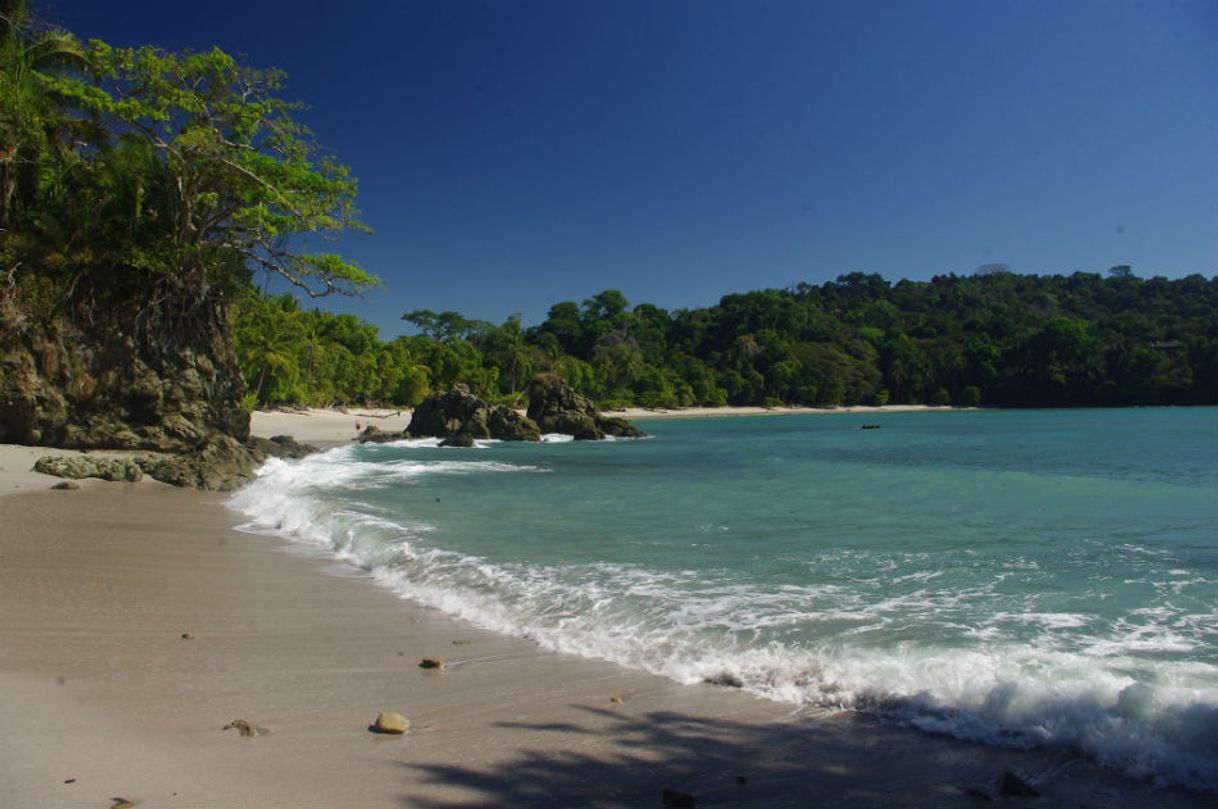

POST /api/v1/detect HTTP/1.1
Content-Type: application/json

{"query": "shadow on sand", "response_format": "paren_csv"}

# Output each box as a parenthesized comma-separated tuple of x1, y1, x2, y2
(392, 701, 1202, 808)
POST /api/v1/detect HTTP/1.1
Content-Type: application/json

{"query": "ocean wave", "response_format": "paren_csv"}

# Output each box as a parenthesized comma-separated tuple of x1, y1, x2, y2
(229, 449, 1218, 794)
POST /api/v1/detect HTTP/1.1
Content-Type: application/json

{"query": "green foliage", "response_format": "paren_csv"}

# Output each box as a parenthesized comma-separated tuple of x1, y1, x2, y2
(239, 272, 1214, 412)
(3, 11, 373, 353)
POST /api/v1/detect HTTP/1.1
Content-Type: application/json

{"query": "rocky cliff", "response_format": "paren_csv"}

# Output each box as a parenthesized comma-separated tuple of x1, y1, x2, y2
(0, 318, 249, 451)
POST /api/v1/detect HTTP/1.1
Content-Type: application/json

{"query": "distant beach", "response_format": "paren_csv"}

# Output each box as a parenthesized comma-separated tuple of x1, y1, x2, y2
(0, 410, 1209, 808)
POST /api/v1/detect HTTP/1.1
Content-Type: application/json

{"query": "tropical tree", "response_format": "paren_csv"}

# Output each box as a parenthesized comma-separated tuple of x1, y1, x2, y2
(0, 0, 90, 229)
(39, 41, 376, 341)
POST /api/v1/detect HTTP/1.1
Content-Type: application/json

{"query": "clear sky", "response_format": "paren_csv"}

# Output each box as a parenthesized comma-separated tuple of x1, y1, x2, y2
(40, 0, 1218, 338)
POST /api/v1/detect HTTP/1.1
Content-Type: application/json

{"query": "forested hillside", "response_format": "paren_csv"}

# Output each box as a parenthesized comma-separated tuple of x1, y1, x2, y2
(235, 269, 1217, 411)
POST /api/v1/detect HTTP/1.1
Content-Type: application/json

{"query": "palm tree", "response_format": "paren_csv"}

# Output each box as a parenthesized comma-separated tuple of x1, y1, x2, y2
(236, 310, 301, 405)
(0, 0, 90, 229)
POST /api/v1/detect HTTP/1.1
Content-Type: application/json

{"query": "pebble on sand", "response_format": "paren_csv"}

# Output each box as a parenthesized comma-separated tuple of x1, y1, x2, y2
(372, 711, 410, 734)
(419, 657, 446, 670)
(222, 719, 269, 737)
(661, 787, 696, 807)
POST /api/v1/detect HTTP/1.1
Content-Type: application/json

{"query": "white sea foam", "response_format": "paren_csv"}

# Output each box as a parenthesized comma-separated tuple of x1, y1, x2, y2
(228, 446, 1218, 794)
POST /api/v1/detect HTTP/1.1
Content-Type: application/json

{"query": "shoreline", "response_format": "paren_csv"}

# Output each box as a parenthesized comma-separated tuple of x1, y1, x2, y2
(0, 419, 1208, 806)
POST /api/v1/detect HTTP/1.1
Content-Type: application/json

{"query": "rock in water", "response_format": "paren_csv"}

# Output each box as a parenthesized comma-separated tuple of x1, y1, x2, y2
(703, 673, 744, 688)
(356, 424, 395, 444)
(525, 374, 644, 439)
(372, 712, 410, 734)
(407, 384, 540, 442)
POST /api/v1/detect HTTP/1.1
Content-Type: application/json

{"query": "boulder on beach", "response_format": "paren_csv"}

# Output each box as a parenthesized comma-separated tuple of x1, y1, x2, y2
(33, 431, 318, 491)
(33, 455, 143, 482)
(525, 374, 644, 440)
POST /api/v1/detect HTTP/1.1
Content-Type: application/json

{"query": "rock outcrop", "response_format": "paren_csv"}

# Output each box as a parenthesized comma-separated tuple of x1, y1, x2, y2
(0, 327, 248, 452)
(525, 374, 645, 440)
(33, 455, 144, 482)
(34, 433, 318, 492)
(406, 384, 541, 442)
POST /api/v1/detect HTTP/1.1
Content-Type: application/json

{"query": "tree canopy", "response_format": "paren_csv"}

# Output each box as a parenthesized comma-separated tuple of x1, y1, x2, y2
(231, 271, 1216, 411)
(2, 13, 373, 349)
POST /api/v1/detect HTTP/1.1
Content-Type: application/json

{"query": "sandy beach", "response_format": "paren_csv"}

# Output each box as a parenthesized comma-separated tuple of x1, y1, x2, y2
(0, 413, 1207, 807)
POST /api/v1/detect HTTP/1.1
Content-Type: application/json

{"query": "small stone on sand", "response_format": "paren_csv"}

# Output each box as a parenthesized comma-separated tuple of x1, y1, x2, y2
(51, 480, 79, 490)
(111, 799, 135, 809)
(373, 711, 410, 734)
(610, 694, 624, 704)
(661, 787, 696, 807)
(419, 657, 445, 669)
(222, 719, 268, 737)
(180, 632, 193, 640)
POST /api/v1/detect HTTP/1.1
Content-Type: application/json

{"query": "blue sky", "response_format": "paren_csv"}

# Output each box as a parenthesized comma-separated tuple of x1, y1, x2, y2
(44, 0, 1218, 337)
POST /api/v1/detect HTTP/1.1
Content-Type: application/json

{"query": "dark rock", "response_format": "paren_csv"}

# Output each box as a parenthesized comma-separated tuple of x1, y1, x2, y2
(860, 424, 881, 430)
(525, 374, 644, 439)
(138, 436, 257, 491)
(488, 404, 541, 441)
(1, 328, 247, 452)
(407, 384, 540, 442)
(357, 424, 396, 444)
(703, 673, 744, 688)
(997, 772, 1038, 798)
(50, 480, 80, 490)
(661, 787, 696, 807)
(439, 434, 476, 448)
(222, 718, 269, 737)
(418, 657, 446, 669)
(246, 434, 317, 459)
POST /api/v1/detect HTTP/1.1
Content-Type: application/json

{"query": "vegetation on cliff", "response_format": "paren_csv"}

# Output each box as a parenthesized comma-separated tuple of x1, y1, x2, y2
(0, 2, 371, 447)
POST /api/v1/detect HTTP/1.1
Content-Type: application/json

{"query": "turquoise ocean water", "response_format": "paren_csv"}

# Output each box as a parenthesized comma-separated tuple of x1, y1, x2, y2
(230, 408, 1218, 792)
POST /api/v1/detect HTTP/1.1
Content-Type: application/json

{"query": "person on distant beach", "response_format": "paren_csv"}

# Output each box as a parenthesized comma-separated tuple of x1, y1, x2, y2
(355, 421, 361, 431)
